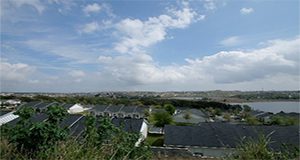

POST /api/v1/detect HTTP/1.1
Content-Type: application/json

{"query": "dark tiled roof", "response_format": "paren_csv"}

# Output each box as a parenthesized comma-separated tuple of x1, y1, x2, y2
(8, 113, 49, 125)
(62, 104, 75, 110)
(30, 113, 48, 122)
(59, 114, 83, 128)
(0, 111, 10, 116)
(19, 101, 42, 108)
(121, 106, 137, 113)
(106, 105, 123, 113)
(135, 107, 147, 114)
(164, 123, 299, 151)
(92, 105, 109, 112)
(111, 118, 144, 133)
(69, 116, 86, 137)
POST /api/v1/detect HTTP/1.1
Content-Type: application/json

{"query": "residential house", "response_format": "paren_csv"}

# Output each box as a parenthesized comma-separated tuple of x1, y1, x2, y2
(0, 111, 19, 126)
(164, 123, 299, 158)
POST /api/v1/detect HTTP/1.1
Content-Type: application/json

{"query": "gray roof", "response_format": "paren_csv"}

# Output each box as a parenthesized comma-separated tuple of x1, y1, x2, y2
(135, 106, 148, 114)
(62, 104, 75, 110)
(92, 105, 109, 112)
(59, 114, 83, 128)
(106, 105, 124, 113)
(112, 118, 144, 133)
(18, 101, 42, 108)
(8, 113, 49, 125)
(121, 106, 137, 113)
(164, 123, 299, 151)
(0, 111, 10, 116)
(69, 116, 86, 137)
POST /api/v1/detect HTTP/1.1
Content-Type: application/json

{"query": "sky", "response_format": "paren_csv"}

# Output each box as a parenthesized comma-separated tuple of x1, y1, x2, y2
(1, 0, 299, 92)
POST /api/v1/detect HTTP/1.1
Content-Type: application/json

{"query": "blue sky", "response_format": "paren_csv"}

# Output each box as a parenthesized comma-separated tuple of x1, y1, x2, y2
(1, 0, 299, 92)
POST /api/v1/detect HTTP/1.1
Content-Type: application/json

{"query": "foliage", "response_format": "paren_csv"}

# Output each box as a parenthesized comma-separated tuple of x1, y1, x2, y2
(183, 112, 191, 120)
(223, 113, 231, 122)
(245, 115, 261, 125)
(243, 105, 252, 112)
(1, 107, 152, 160)
(269, 115, 298, 126)
(164, 104, 176, 115)
(145, 134, 164, 146)
(4, 106, 68, 155)
(152, 111, 173, 127)
(225, 134, 300, 160)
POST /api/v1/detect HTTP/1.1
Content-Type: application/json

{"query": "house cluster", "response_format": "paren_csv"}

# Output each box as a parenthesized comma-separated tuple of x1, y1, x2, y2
(0, 101, 299, 158)
(90, 105, 148, 119)
(163, 123, 299, 158)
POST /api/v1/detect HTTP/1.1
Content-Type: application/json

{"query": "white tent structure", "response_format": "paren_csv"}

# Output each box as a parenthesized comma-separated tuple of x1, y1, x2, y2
(68, 104, 89, 114)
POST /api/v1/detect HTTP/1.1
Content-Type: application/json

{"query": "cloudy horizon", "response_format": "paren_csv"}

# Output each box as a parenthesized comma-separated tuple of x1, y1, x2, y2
(1, 0, 299, 92)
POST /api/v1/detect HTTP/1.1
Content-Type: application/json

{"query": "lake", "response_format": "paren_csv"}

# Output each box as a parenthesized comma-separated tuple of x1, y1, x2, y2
(233, 101, 300, 113)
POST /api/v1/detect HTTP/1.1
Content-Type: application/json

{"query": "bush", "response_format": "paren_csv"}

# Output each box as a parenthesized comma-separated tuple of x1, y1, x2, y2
(152, 111, 173, 127)
(1, 106, 152, 160)
(225, 134, 300, 160)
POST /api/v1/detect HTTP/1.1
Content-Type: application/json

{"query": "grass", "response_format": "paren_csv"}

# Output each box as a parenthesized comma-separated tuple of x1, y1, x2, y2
(146, 133, 164, 146)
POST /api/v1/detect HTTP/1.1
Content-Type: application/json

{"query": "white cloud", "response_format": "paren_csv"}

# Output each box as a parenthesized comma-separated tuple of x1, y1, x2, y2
(69, 70, 85, 82)
(24, 38, 102, 63)
(79, 21, 100, 34)
(203, 0, 217, 10)
(8, 0, 45, 14)
(202, 0, 226, 11)
(83, 3, 101, 15)
(0, 61, 36, 81)
(240, 7, 254, 15)
(220, 36, 242, 47)
(114, 3, 203, 53)
(99, 37, 300, 87)
(78, 20, 112, 34)
(186, 37, 300, 83)
(69, 70, 85, 78)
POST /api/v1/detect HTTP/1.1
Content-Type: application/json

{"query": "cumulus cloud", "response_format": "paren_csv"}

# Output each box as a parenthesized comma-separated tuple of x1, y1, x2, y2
(0, 61, 36, 81)
(220, 36, 242, 47)
(7, 0, 45, 14)
(79, 21, 100, 34)
(240, 7, 254, 15)
(69, 70, 85, 77)
(78, 20, 112, 34)
(114, 3, 204, 53)
(69, 70, 85, 82)
(83, 3, 101, 15)
(186, 37, 300, 83)
(99, 53, 185, 84)
(99, 37, 299, 86)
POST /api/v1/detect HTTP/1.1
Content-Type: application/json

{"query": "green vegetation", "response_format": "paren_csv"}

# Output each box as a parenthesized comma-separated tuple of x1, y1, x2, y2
(269, 116, 299, 126)
(225, 134, 300, 160)
(0, 106, 151, 160)
(163, 104, 176, 115)
(145, 134, 164, 146)
(151, 111, 173, 127)
(183, 112, 191, 120)
(245, 115, 261, 125)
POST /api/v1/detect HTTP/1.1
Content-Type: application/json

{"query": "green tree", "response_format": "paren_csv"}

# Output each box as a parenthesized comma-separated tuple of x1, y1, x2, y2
(152, 111, 173, 127)
(183, 112, 191, 120)
(164, 104, 176, 115)
(6, 106, 68, 154)
(243, 105, 251, 112)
